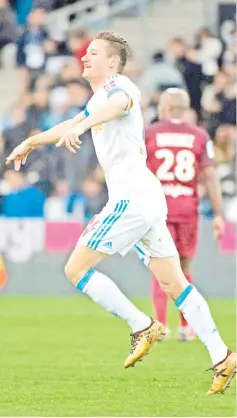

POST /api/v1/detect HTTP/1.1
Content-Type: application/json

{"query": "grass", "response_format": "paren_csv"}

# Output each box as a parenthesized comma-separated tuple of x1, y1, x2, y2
(0, 297, 235, 417)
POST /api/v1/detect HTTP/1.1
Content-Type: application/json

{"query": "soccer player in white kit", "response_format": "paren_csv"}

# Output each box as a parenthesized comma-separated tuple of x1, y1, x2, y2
(7, 31, 236, 394)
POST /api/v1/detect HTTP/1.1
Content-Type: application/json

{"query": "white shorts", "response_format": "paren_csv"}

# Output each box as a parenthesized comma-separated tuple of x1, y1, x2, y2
(79, 197, 178, 263)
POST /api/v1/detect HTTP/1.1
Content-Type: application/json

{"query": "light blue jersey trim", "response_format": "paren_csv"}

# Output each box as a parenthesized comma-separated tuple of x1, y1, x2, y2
(134, 244, 146, 256)
(107, 87, 125, 98)
(87, 200, 129, 250)
(175, 284, 193, 307)
(107, 88, 132, 115)
(84, 107, 89, 117)
(76, 268, 95, 292)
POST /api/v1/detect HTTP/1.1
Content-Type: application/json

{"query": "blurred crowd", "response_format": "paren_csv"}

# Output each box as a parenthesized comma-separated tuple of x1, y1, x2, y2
(0, 1, 236, 223)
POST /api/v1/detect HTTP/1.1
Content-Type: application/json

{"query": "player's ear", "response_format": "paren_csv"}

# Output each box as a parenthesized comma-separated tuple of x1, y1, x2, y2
(110, 55, 119, 68)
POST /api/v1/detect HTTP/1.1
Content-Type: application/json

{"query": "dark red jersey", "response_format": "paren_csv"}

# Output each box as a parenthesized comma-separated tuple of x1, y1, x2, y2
(146, 120, 214, 222)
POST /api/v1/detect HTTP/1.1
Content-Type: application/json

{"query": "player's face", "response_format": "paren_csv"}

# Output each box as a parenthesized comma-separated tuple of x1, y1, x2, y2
(81, 39, 114, 81)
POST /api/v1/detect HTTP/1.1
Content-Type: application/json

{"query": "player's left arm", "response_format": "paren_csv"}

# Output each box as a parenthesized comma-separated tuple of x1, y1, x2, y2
(200, 137, 224, 240)
(56, 91, 131, 151)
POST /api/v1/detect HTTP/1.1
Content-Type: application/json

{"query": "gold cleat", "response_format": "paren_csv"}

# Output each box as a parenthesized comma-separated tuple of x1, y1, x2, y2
(124, 319, 166, 368)
(207, 350, 236, 395)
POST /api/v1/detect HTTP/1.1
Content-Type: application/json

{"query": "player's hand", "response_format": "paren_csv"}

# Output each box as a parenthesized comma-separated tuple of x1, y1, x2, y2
(6, 140, 33, 171)
(212, 215, 225, 241)
(56, 129, 82, 154)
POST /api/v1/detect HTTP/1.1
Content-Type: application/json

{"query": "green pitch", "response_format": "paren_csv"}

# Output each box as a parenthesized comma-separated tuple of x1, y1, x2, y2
(0, 297, 235, 417)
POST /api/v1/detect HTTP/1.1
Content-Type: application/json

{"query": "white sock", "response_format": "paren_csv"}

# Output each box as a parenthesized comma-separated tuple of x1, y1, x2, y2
(176, 285, 228, 365)
(76, 268, 151, 333)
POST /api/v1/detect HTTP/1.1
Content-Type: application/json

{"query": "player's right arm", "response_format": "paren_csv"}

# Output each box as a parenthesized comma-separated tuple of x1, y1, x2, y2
(201, 165, 225, 240)
(6, 111, 86, 170)
(199, 134, 224, 240)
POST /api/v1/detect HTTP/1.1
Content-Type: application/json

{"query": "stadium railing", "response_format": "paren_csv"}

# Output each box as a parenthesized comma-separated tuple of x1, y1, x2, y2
(46, 0, 153, 34)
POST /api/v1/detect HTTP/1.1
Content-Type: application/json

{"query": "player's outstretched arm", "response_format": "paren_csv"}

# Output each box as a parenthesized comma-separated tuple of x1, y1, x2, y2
(6, 111, 86, 170)
(202, 165, 225, 240)
(56, 91, 129, 153)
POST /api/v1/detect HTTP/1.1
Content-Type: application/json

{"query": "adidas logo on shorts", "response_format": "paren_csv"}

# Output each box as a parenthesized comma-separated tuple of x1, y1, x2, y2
(103, 242, 113, 249)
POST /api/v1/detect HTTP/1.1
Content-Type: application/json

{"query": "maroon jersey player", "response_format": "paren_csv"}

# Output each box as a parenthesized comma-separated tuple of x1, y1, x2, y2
(146, 88, 224, 341)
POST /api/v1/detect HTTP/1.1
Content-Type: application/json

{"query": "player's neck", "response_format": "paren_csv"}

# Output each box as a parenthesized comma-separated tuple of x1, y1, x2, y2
(89, 72, 118, 92)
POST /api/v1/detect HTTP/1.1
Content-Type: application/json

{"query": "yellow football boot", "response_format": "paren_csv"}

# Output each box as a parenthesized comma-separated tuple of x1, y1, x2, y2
(207, 350, 236, 395)
(124, 319, 165, 368)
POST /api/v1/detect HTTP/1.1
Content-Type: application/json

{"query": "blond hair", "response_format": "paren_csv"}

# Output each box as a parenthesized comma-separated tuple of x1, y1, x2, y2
(94, 31, 130, 73)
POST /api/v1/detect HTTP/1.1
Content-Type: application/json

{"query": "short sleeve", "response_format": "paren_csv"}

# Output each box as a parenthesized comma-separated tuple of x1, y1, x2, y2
(104, 75, 141, 114)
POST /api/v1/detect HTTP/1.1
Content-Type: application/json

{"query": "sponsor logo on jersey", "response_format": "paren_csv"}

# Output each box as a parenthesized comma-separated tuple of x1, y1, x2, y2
(104, 80, 116, 93)
(92, 124, 103, 134)
(162, 184, 194, 198)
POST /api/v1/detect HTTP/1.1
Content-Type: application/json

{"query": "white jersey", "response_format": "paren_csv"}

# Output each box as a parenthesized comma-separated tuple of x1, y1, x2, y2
(79, 75, 176, 261)
(85, 74, 164, 200)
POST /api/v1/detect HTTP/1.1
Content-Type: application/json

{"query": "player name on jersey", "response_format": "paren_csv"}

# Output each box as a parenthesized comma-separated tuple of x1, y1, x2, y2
(156, 133, 195, 149)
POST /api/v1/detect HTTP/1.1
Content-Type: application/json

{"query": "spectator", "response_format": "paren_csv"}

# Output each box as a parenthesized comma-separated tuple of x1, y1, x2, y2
(195, 28, 223, 82)
(21, 129, 68, 189)
(182, 108, 198, 125)
(2, 103, 32, 156)
(201, 69, 236, 135)
(123, 54, 141, 83)
(34, 73, 53, 90)
(44, 36, 73, 77)
(141, 51, 186, 94)
(0, 0, 17, 66)
(214, 125, 236, 165)
(170, 38, 203, 117)
(39, 86, 69, 131)
(54, 59, 83, 87)
(68, 174, 107, 224)
(2, 169, 45, 217)
(65, 80, 91, 118)
(17, 8, 49, 87)
(44, 178, 74, 220)
(68, 29, 91, 71)
(201, 70, 228, 113)
(26, 88, 49, 129)
(222, 29, 237, 65)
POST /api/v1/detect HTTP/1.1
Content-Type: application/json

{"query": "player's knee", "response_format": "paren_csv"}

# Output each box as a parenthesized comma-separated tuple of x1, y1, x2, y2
(64, 261, 83, 286)
(149, 256, 188, 299)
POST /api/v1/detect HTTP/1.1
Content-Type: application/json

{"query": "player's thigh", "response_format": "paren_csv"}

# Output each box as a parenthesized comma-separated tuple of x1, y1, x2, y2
(140, 221, 188, 298)
(167, 222, 177, 242)
(180, 256, 193, 275)
(167, 222, 180, 252)
(177, 220, 198, 259)
(79, 198, 148, 257)
(134, 220, 177, 267)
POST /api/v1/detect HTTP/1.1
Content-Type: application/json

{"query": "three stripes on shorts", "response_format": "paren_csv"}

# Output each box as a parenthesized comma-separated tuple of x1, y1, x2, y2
(88, 200, 129, 250)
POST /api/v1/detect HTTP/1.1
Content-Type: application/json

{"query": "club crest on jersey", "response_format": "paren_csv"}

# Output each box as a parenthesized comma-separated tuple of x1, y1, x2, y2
(104, 80, 116, 92)
(82, 216, 100, 237)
